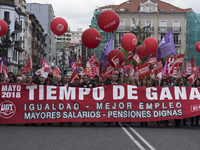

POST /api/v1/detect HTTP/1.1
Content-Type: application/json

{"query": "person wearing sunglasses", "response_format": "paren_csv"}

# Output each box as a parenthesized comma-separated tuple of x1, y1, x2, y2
(8, 72, 16, 83)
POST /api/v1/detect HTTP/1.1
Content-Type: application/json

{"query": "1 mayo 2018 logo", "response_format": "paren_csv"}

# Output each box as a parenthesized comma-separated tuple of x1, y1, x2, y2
(0, 101, 16, 119)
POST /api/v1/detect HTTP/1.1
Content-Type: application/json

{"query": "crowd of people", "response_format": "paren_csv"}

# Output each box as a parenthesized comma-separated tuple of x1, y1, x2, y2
(1, 71, 200, 127)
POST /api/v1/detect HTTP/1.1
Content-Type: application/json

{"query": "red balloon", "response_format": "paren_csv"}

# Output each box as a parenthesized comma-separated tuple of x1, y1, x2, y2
(97, 10, 120, 32)
(50, 17, 68, 36)
(121, 33, 138, 51)
(136, 45, 148, 58)
(0, 19, 8, 36)
(195, 42, 200, 53)
(107, 49, 124, 67)
(143, 37, 158, 54)
(82, 28, 101, 49)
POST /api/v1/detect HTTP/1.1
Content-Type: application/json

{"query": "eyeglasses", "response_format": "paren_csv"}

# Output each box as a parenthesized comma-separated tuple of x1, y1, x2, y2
(9, 76, 14, 78)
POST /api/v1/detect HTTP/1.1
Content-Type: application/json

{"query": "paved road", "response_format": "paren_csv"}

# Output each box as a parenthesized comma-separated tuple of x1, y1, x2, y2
(0, 122, 200, 150)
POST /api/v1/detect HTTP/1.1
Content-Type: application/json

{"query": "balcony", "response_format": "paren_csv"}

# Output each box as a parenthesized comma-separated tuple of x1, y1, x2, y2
(117, 26, 154, 32)
(158, 40, 181, 46)
(18, 60, 25, 66)
(158, 27, 181, 33)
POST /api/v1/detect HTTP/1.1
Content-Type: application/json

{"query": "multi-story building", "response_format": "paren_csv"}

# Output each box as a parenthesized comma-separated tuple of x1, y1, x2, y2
(26, 3, 55, 64)
(27, 12, 45, 72)
(56, 28, 71, 43)
(0, 0, 26, 74)
(71, 28, 83, 44)
(93, 0, 192, 57)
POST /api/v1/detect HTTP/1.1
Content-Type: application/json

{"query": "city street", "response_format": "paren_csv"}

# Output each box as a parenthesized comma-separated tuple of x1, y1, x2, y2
(0, 121, 200, 150)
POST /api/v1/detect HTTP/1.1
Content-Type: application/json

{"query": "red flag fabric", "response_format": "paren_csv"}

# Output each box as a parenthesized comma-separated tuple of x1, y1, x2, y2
(70, 70, 78, 83)
(151, 61, 164, 75)
(76, 56, 82, 67)
(182, 68, 186, 75)
(133, 54, 141, 65)
(174, 54, 185, 68)
(186, 62, 192, 75)
(111, 55, 122, 71)
(188, 74, 195, 84)
(123, 64, 133, 73)
(138, 63, 150, 79)
(126, 51, 133, 63)
(0, 61, 3, 73)
(21, 56, 32, 75)
(42, 59, 49, 67)
(2, 64, 8, 77)
(85, 60, 93, 76)
(129, 67, 135, 76)
(53, 66, 61, 76)
(102, 64, 114, 80)
(90, 53, 99, 75)
(197, 66, 200, 78)
(147, 53, 157, 65)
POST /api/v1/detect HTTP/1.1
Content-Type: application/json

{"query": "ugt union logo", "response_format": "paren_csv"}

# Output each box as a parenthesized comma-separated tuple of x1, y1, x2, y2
(0, 101, 16, 119)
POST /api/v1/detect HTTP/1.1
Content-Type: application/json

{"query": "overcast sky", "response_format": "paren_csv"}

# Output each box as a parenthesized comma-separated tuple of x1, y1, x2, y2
(26, 0, 200, 31)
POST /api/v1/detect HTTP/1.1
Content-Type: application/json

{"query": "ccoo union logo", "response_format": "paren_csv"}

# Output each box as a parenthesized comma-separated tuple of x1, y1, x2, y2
(57, 24, 64, 31)
(0, 101, 16, 119)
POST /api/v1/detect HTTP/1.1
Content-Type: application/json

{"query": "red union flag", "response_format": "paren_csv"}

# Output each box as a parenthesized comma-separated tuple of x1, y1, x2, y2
(111, 55, 122, 71)
(138, 63, 150, 79)
(126, 51, 133, 63)
(166, 57, 176, 75)
(186, 62, 192, 75)
(133, 54, 141, 65)
(123, 64, 133, 73)
(147, 53, 157, 65)
(174, 54, 185, 68)
(21, 56, 32, 75)
(53, 66, 61, 76)
(76, 56, 82, 67)
(85, 60, 93, 76)
(0, 61, 3, 73)
(102, 64, 114, 80)
(151, 61, 164, 75)
(36, 66, 51, 75)
(129, 67, 135, 76)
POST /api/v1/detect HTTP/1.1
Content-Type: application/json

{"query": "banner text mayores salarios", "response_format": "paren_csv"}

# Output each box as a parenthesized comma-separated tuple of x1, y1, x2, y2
(23, 85, 200, 101)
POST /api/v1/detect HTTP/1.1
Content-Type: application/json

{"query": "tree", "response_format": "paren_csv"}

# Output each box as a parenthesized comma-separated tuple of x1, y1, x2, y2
(130, 18, 153, 45)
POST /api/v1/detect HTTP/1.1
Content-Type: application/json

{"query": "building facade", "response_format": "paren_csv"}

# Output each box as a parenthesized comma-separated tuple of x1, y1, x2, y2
(94, 0, 192, 56)
(71, 28, 83, 44)
(26, 12, 45, 72)
(0, 0, 26, 74)
(26, 3, 55, 64)
(56, 28, 71, 43)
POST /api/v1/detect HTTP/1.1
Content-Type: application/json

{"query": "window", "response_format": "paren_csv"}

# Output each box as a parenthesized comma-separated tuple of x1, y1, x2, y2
(146, 5, 151, 13)
(160, 34, 165, 40)
(160, 20, 167, 31)
(173, 34, 179, 45)
(146, 33, 152, 38)
(119, 19, 125, 31)
(118, 33, 124, 44)
(173, 20, 180, 32)
(4, 11, 10, 22)
(146, 20, 152, 27)
(160, 9, 164, 11)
